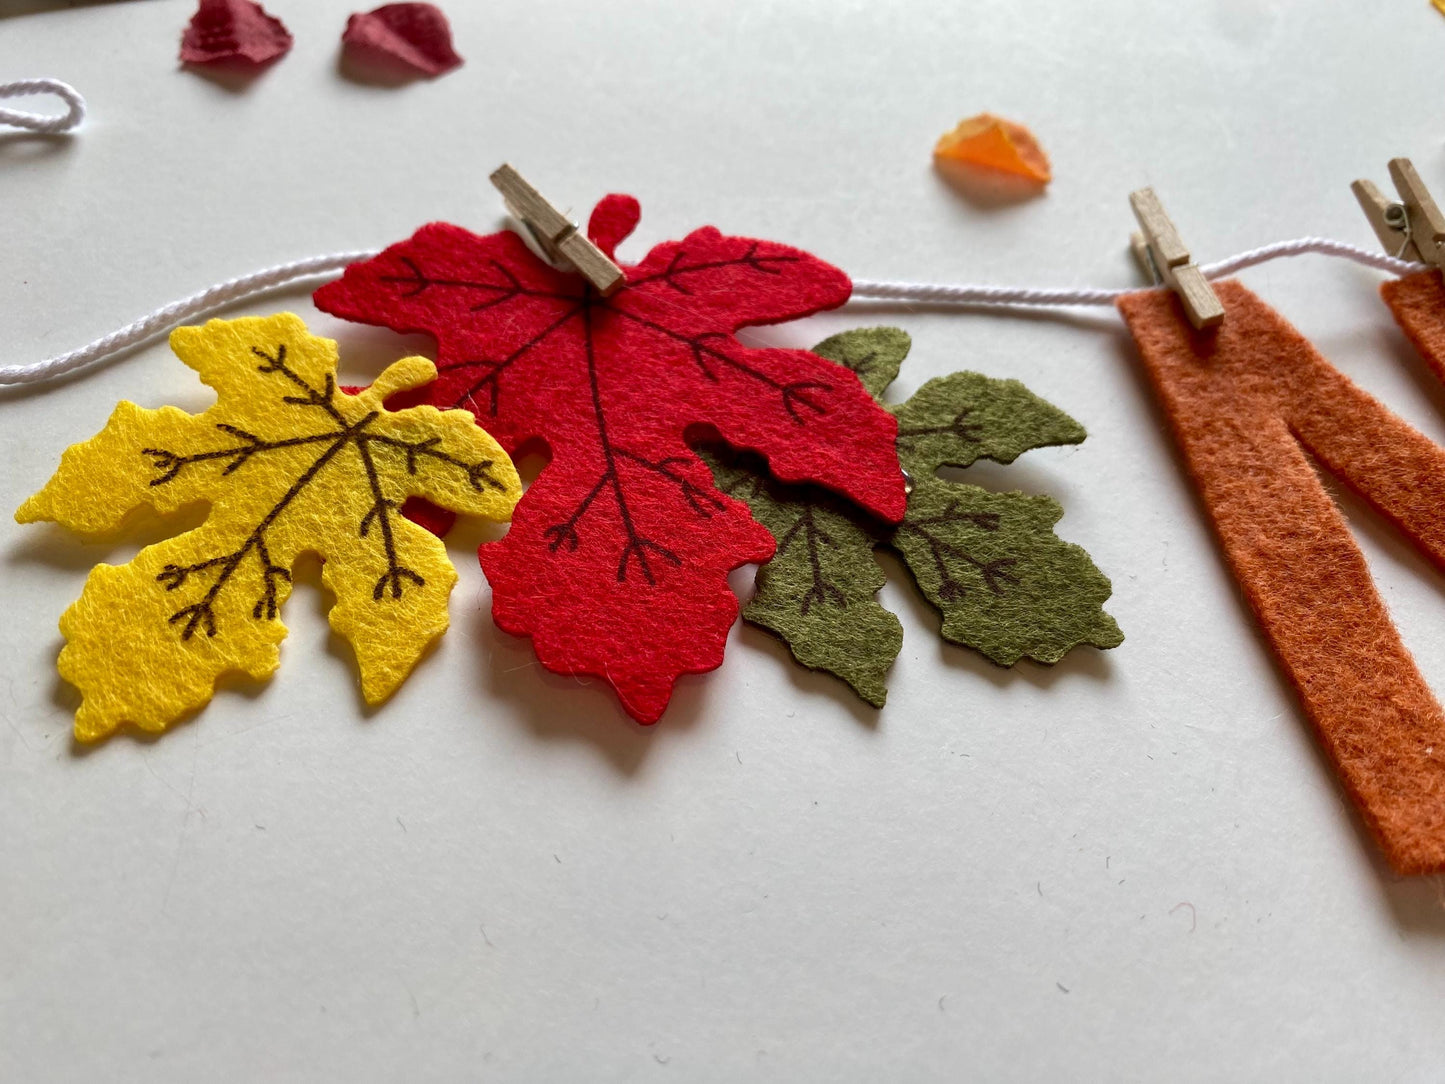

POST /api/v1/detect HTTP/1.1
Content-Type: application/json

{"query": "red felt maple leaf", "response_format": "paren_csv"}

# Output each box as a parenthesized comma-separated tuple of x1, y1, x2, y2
(314, 195, 905, 722)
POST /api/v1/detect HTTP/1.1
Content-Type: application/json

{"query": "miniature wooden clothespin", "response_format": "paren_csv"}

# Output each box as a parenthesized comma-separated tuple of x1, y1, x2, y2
(1352, 158, 1445, 272)
(1129, 187, 1225, 330)
(489, 163, 625, 296)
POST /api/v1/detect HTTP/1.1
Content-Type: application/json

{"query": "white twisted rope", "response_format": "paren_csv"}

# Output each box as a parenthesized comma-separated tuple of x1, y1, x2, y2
(849, 237, 1422, 305)
(0, 78, 85, 134)
(1, 252, 377, 387)
(0, 237, 1425, 388)
(1197, 236, 1419, 279)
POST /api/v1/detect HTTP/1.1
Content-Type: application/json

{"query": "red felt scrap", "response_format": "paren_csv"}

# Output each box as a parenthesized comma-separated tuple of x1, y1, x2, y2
(180, 0, 293, 66)
(315, 196, 905, 723)
(341, 3, 463, 77)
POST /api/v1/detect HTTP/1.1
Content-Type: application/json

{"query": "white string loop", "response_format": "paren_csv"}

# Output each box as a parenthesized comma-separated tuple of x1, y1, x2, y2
(0, 78, 86, 134)
(0, 236, 1427, 388)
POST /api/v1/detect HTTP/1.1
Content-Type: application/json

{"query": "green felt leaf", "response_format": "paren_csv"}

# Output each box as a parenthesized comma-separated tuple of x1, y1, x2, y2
(811, 326, 911, 399)
(891, 370, 1088, 475)
(708, 326, 1122, 706)
(889, 475, 1124, 666)
(705, 451, 902, 707)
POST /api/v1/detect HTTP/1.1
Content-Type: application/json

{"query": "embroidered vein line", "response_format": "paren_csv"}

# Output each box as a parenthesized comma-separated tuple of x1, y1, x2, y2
(775, 505, 846, 614)
(536, 301, 727, 584)
(366, 248, 823, 585)
(150, 343, 501, 636)
(894, 503, 1016, 600)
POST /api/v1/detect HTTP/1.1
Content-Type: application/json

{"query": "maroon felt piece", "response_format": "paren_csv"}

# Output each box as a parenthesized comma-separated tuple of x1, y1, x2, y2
(341, 3, 463, 77)
(180, 0, 292, 66)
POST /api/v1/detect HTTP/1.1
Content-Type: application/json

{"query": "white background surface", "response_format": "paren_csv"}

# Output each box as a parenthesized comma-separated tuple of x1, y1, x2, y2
(3, 1, 1445, 1079)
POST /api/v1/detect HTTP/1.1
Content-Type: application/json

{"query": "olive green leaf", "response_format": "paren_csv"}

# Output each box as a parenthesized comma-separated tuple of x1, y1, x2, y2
(708, 453, 903, 707)
(890, 369, 1086, 474)
(811, 326, 911, 399)
(711, 327, 1122, 705)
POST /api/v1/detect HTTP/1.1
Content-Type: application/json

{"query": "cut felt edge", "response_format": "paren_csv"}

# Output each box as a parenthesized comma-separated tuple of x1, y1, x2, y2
(59, 577, 286, 742)
(57, 554, 455, 742)
(484, 585, 751, 726)
(478, 451, 777, 726)
(717, 419, 904, 524)
(742, 591, 902, 708)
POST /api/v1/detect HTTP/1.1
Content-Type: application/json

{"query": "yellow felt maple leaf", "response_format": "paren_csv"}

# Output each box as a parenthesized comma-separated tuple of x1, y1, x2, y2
(17, 313, 522, 741)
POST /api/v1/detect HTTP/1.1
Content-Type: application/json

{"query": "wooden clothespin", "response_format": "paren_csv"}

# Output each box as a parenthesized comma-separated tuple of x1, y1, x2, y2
(1129, 187, 1225, 330)
(1352, 158, 1445, 272)
(489, 163, 625, 296)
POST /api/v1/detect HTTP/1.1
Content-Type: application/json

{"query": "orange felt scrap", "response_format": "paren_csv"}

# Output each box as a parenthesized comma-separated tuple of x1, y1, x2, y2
(1118, 278, 1445, 875)
(933, 114, 1051, 183)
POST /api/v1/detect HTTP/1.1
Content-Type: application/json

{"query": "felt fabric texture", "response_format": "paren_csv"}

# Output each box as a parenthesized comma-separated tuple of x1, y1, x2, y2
(17, 314, 520, 742)
(1382, 269, 1445, 383)
(180, 0, 292, 66)
(933, 114, 1051, 183)
(710, 327, 1122, 706)
(341, 3, 463, 77)
(810, 326, 910, 398)
(314, 197, 905, 724)
(1118, 280, 1445, 875)
(704, 449, 904, 708)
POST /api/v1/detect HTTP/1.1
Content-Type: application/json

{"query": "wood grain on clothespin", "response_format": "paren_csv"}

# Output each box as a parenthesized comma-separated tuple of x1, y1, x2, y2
(1352, 158, 1445, 272)
(489, 164, 625, 296)
(1129, 187, 1225, 330)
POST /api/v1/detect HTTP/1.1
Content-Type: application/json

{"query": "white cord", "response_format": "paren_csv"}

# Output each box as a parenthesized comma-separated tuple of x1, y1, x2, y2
(0, 251, 376, 386)
(1197, 236, 1419, 279)
(850, 237, 1422, 305)
(0, 78, 85, 134)
(0, 236, 1425, 388)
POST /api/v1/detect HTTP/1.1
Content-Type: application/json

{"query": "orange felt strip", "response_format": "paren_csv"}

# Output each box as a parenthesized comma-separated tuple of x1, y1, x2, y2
(1382, 269, 1445, 384)
(1118, 279, 1445, 874)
